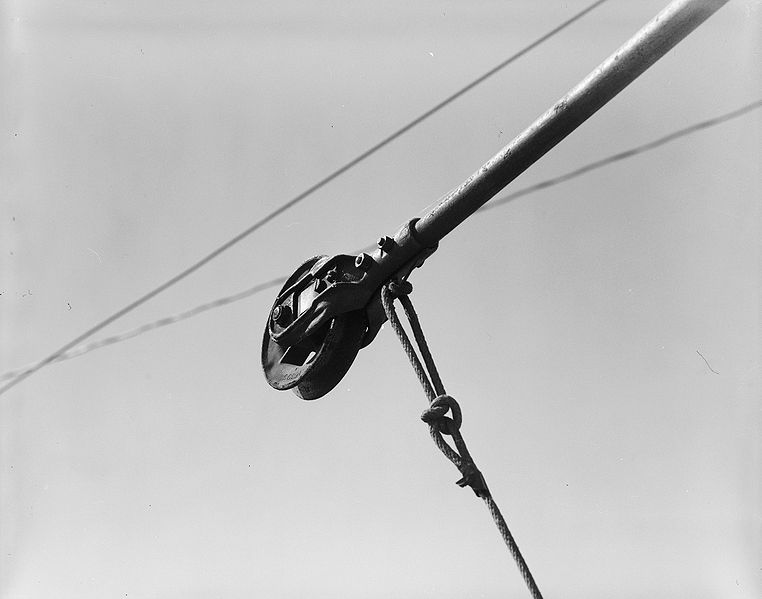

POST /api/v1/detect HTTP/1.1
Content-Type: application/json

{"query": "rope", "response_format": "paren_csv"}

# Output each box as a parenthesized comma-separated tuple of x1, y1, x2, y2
(380, 282, 544, 599)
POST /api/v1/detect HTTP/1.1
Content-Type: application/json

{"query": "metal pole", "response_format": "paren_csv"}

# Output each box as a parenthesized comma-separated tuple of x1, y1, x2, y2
(414, 0, 730, 247)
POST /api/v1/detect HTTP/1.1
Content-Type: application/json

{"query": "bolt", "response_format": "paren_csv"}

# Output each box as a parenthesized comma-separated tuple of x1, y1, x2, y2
(377, 236, 395, 253)
(272, 304, 291, 325)
(355, 253, 373, 271)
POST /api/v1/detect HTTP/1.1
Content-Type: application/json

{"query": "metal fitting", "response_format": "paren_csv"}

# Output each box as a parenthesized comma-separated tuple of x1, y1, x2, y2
(377, 236, 395, 253)
(355, 253, 373, 271)
(272, 304, 292, 325)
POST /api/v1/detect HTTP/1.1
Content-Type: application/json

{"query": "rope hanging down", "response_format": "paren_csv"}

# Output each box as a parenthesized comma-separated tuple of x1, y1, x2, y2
(380, 281, 544, 599)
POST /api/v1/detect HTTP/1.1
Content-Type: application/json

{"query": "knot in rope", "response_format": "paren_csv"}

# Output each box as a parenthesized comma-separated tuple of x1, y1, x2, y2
(420, 394, 462, 435)
(380, 280, 545, 599)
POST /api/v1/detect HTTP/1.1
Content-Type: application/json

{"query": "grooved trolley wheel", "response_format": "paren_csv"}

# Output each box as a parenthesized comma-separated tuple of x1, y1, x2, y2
(261, 256, 367, 400)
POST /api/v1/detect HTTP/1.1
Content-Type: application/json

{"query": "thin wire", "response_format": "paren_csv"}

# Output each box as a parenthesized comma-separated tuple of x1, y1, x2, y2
(2, 98, 758, 385)
(0, 277, 288, 384)
(0, 0, 610, 397)
(479, 99, 762, 213)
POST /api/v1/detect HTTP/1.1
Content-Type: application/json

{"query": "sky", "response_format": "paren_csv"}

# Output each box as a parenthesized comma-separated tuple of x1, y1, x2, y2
(1, 1, 760, 597)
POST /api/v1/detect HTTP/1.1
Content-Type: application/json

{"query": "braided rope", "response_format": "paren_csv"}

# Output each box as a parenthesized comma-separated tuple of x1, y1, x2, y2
(381, 282, 544, 599)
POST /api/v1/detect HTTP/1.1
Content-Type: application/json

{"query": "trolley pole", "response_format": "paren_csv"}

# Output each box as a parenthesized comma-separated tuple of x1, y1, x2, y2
(263, 0, 732, 399)
(414, 0, 730, 246)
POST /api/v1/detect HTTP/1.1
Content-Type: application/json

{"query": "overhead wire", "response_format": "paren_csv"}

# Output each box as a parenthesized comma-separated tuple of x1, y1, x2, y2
(0, 277, 289, 383)
(0, 0, 611, 396)
(479, 98, 762, 212)
(2, 98, 759, 385)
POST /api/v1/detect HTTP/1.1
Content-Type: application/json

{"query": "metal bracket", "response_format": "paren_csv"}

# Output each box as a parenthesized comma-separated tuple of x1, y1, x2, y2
(262, 219, 437, 397)
(266, 218, 437, 349)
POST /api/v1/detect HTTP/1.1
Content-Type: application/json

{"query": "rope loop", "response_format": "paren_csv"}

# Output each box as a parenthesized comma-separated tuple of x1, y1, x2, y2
(381, 279, 545, 599)
(421, 394, 462, 435)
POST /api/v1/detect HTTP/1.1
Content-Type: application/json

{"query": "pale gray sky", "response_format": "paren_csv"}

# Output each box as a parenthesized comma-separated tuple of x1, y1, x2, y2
(2, 1, 760, 598)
